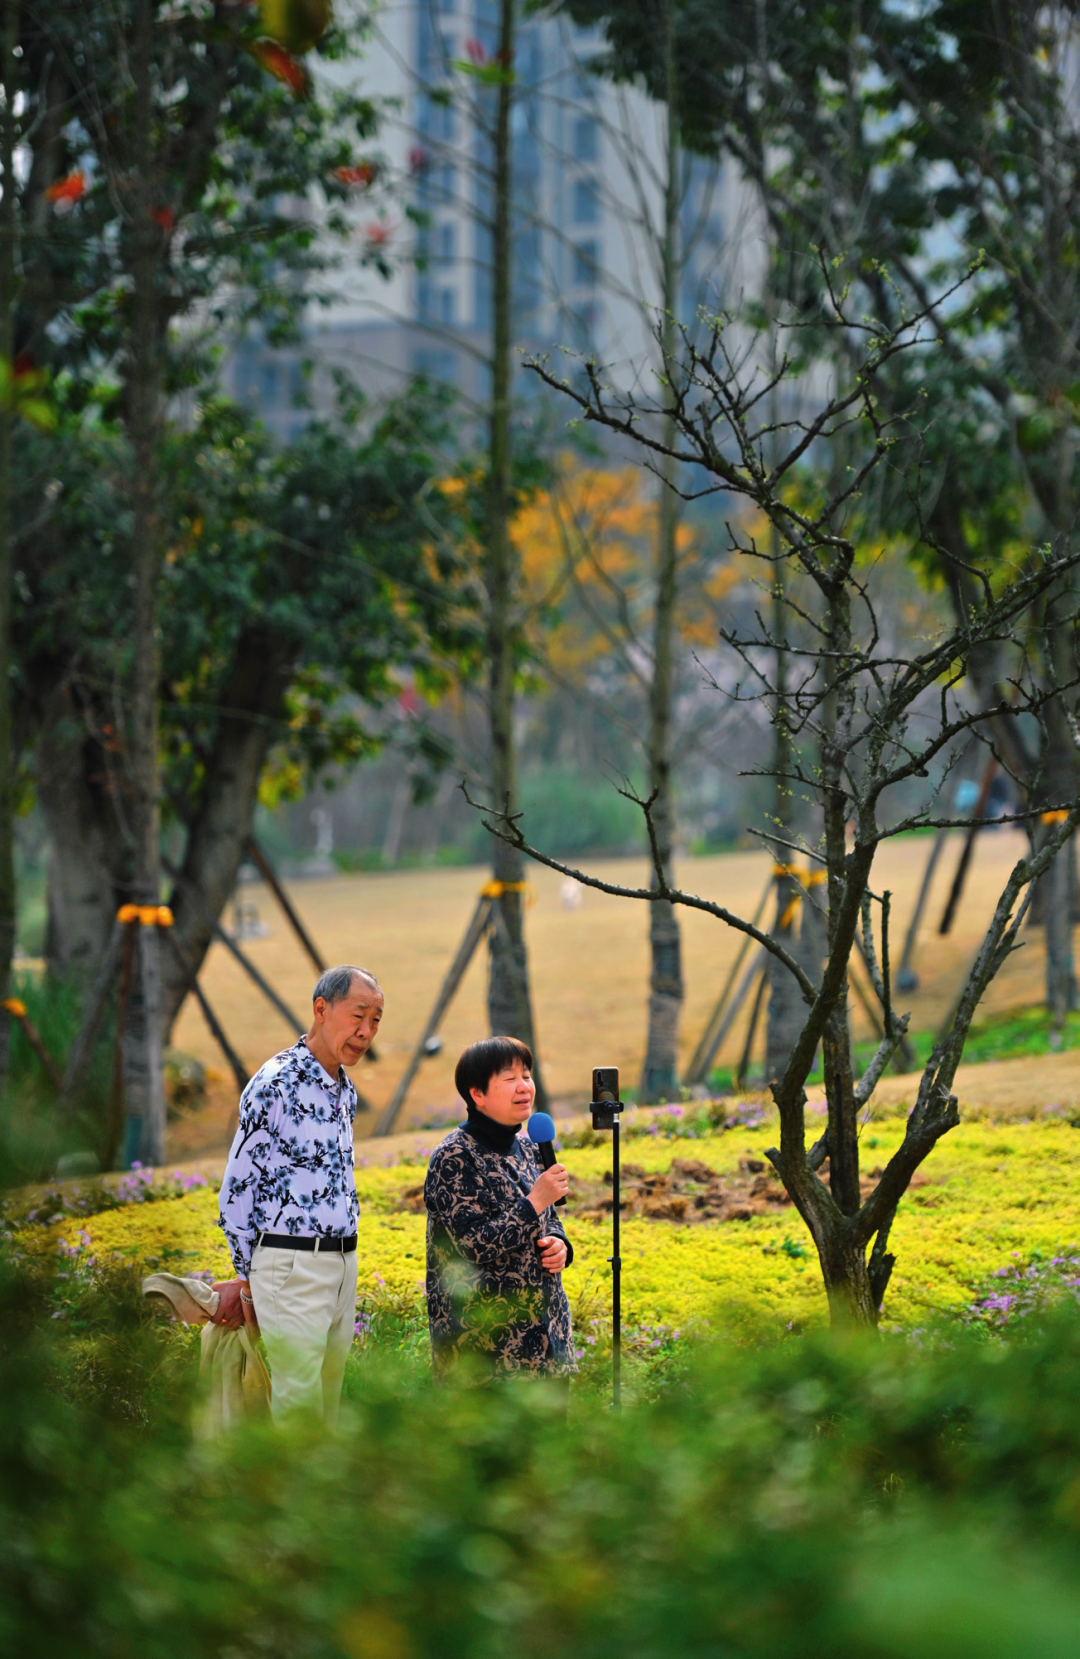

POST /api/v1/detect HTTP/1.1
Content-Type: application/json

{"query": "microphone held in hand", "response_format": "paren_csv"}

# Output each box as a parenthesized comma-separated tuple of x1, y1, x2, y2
(526, 1111, 566, 1206)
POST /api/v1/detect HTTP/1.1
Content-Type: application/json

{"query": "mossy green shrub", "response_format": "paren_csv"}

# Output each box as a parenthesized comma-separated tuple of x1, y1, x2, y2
(0, 969, 115, 1179)
(5, 1236, 1080, 1658)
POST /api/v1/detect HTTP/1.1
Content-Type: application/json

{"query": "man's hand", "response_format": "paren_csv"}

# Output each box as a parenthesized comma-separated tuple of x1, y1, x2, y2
(537, 1235, 568, 1275)
(527, 1162, 569, 1213)
(210, 1278, 249, 1331)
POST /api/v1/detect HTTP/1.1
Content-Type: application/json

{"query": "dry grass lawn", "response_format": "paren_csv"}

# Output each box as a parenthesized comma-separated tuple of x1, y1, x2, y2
(167, 824, 1079, 1160)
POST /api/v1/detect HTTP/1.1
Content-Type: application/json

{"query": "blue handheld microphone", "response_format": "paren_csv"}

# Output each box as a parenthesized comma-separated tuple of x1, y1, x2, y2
(526, 1111, 566, 1206)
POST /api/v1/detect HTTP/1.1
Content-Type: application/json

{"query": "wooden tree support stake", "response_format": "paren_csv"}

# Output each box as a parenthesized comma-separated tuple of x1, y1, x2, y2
(690, 945, 769, 1087)
(1, 996, 63, 1091)
(246, 836, 326, 974)
(682, 877, 771, 1086)
(163, 928, 249, 1096)
(895, 824, 949, 989)
(163, 857, 303, 1034)
(373, 894, 494, 1138)
(735, 959, 769, 1089)
(939, 758, 999, 935)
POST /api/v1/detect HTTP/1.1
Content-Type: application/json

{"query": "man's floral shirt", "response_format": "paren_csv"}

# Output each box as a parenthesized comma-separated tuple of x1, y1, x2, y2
(218, 1039, 359, 1276)
(424, 1127, 575, 1380)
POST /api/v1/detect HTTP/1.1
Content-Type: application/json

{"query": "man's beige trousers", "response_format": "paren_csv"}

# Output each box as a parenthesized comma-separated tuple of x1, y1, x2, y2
(249, 1243, 358, 1424)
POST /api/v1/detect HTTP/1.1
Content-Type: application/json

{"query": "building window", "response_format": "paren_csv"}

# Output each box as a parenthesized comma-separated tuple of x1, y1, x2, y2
(414, 346, 458, 382)
(422, 92, 457, 143)
(572, 240, 598, 286)
(572, 176, 599, 224)
(438, 287, 456, 324)
(572, 115, 598, 161)
(435, 222, 456, 266)
(569, 303, 598, 348)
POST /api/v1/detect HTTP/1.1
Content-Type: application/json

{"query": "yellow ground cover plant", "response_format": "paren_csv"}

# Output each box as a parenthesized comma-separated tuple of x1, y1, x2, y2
(16, 1120, 1080, 1340)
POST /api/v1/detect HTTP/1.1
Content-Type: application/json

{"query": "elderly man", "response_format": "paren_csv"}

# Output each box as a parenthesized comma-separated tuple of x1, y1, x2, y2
(213, 965, 383, 1423)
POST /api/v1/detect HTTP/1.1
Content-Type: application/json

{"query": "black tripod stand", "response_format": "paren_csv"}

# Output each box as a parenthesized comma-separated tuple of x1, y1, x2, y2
(590, 1066, 623, 1408)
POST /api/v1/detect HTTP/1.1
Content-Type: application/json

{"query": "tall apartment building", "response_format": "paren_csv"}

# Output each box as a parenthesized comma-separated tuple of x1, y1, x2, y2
(226, 2, 753, 438)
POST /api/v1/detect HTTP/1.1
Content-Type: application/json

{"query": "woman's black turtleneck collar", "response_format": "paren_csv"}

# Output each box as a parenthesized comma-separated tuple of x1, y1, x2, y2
(463, 1102, 521, 1155)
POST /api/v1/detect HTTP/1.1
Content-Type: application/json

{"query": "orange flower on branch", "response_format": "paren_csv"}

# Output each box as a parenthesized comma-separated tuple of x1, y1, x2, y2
(333, 162, 378, 188)
(250, 39, 310, 95)
(153, 206, 176, 230)
(45, 171, 87, 210)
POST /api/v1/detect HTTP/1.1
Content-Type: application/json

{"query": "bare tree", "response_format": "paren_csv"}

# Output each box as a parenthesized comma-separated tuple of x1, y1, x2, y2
(468, 269, 1080, 1326)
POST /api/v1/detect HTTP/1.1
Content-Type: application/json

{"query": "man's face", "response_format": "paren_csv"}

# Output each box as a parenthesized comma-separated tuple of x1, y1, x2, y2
(471, 1058, 535, 1126)
(312, 979, 384, 1070)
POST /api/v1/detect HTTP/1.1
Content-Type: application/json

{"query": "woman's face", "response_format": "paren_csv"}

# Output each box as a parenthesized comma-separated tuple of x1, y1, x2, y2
(471, 1059, 536, 1125)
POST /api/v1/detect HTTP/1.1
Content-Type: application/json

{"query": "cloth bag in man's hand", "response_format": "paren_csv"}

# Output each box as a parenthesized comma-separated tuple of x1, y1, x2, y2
(143, 1271, 271, 1438)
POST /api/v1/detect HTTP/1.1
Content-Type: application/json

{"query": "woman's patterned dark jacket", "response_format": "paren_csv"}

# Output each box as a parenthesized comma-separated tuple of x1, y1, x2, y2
(424, 1126, 576, 1380)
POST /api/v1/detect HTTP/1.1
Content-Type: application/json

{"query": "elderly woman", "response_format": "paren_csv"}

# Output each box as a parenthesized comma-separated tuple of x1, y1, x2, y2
(424, 1036, 575, 1384)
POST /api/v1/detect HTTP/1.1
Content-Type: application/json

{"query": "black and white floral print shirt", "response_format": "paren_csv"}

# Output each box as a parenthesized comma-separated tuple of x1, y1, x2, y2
(218, 1038, 359, 1277)
(424, 1126, 576, 1381)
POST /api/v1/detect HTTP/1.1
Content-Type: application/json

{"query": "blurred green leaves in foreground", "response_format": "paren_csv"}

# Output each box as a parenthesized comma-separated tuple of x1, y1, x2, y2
(4, 1245, 1080, 1657)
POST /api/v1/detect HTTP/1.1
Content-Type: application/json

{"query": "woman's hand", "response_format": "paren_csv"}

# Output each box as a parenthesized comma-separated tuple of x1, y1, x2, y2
(537, 1235, 567, 1274)
(527, 1162, 569, 1212)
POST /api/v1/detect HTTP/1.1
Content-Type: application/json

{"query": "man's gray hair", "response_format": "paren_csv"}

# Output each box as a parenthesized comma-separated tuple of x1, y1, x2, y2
(312, 965, 381, 1006)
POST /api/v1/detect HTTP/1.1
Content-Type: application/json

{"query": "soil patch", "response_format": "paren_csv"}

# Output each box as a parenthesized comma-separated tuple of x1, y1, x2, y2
(396, 1155, 931, 1227)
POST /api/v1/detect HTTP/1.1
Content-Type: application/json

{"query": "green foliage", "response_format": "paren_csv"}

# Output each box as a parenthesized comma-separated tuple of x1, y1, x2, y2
(0, 971, 114, 1183)
(7, 1234, 1080, 1655)
(843, 1005, 1080, 1088)
(518, 765, 646, 856)
(11, 382, 475, 841)
(17, 2, 383, 378)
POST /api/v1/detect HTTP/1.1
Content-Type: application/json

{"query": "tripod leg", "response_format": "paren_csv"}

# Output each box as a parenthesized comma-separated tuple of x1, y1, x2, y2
(611, 1115, 621, 1410)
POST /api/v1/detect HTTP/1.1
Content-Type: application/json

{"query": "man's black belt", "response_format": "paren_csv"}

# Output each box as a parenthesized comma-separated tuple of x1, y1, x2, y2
(257, 1232, 357, 1253)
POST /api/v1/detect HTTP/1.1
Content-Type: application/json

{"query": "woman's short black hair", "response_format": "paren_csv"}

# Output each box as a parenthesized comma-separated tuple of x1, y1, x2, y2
(455, 1035, 534, 1106)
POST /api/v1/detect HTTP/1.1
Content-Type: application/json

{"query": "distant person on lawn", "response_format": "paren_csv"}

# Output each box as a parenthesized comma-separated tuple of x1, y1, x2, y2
(213, 966, 383, 1423)
(424, 1036, 575, 1385)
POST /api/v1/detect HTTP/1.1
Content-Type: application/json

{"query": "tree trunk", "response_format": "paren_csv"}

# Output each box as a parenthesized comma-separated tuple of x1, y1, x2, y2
(1041, 604, 1079, 1021)
(484, 0, 546, 1106)
(764, 555, 803, 1084)
(36, 682, 121, 982)
(162, 629, 295, 1033)
(817, 1226, 878, 1326)
(0, 3, 19, 1085)
(639, 7, 684, 1103)
(122, 0, 166, 1166)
